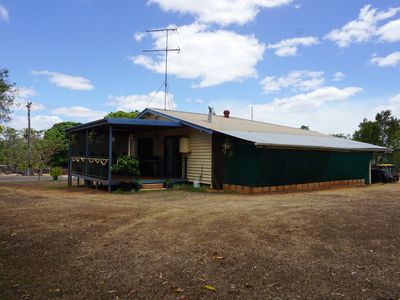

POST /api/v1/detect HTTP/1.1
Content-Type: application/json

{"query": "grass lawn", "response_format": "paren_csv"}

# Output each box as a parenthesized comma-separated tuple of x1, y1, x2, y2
(0, 181, 400, 299)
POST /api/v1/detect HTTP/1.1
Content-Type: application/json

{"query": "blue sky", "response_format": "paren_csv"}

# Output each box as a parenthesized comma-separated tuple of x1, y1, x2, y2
(1, 0, 399, 134)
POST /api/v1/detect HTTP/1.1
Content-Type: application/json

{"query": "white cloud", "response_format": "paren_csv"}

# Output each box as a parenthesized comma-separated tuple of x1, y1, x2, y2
(131, 23, 265, 87)
(326, 4, 400, 48)
(209, 97, 373, 135)
(107, 91, 177, 111)
(32, 70, 94, 90)
(51, 106, 105, 120)
(376, 94, 400, 116)
(9, 114, 63, 131)
(267, 36, 319, 57)
(12, 87, 45, 112)
(148, 0, 293, 26)
(254, 86, 363, 113)
(370, 51, 400, 67)
(0, 4, 9, 22)
(332, 72, 346, 82)
(16, 87, 36, 100)
(260, 70, 324, 93)
(134, 32, 145, 42)
(13, 102, 45, 112)
(377, 19, 400, 42)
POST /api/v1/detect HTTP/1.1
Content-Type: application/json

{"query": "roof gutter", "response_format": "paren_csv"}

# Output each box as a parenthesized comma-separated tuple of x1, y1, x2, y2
(255, 142, 392, 153)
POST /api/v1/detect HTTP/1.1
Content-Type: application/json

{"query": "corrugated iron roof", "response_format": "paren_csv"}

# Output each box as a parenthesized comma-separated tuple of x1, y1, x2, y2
(141, 108, 390, 152)
(220, 130, 389, 152)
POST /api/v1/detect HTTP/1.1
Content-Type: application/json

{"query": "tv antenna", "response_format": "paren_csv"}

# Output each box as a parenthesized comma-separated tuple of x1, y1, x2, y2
(143, 27, 180, 110)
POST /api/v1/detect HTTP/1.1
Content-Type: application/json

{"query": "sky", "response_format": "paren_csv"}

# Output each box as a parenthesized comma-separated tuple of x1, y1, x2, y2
(0, 0, 399, 134)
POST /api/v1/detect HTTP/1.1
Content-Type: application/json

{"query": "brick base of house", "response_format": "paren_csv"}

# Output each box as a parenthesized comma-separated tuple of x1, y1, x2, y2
(223, 179, 365, 194)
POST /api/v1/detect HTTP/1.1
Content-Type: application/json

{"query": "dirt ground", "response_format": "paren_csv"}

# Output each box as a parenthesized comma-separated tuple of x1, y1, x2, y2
(0, 182, 400, 299)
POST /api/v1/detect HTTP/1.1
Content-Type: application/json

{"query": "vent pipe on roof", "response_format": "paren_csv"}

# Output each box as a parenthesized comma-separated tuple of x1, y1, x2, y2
(223, 110, 230, 118)
(208, 106, 214, 123)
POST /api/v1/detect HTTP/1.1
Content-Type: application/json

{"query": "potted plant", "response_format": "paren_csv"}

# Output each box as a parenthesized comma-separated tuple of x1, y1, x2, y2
(111, 155, 140, 191)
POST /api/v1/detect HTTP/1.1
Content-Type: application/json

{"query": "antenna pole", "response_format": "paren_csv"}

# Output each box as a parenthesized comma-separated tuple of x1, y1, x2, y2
(164, 30, 168, 110)
(143, 28, 179, 110)
(26, 102, 32, 176)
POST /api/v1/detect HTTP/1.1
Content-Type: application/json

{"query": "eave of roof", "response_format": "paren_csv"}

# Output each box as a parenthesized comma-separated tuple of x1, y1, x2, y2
(65, 118, 182, 133)
(136, 108, 213, 134)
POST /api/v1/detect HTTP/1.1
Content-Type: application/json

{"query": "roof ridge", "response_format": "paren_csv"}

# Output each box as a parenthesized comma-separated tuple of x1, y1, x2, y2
(149, 107, 321, 134)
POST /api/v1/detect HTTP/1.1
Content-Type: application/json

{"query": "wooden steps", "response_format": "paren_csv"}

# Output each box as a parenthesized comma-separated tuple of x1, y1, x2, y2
(142, 183, 164, 190)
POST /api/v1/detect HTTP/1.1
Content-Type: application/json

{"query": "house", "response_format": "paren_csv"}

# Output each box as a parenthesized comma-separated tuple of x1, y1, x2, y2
(66, 108, 390, 192)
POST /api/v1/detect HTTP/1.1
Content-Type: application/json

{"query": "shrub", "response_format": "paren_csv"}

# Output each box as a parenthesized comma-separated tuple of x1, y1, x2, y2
(50, 167, 62, 180)
(132, 180, 143, 192)
(111, 155, 140, 177)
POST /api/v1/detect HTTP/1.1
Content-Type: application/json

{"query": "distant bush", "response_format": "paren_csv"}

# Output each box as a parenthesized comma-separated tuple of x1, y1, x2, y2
(50, 167, 62, 180)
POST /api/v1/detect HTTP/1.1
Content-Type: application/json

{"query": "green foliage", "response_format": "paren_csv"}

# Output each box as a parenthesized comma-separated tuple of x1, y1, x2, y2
(331, 133, 351, 139)
(0, 122, 79, 173)
(104, 110, 139, 119)
(0, 126, 26, 172)
(353, 110, 400, 165)
(131, 180, 143, 192)
(173, 183, 208, 192)
(50, 166, 62, 180)
(300, 125, 310, 130)
(112, 155, 140, 177)
(44, 122, 80, 167)
(0, 69, 16, 123)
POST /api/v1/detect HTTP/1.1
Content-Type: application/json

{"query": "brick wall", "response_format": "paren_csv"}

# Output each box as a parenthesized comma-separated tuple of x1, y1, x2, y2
(223, 179, 365, 194)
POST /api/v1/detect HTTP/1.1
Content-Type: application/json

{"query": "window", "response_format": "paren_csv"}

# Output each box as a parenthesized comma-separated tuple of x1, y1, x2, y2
(128, 135, 137, 157)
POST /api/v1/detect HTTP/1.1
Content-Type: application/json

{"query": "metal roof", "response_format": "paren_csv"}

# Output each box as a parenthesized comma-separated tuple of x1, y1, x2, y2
(139, 108, 390, 152)
(219, 130, 390, 152)
(65, 118, 182, 132)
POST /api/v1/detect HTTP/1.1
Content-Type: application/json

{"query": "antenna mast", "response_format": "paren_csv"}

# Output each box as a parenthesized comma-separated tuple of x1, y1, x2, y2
(143, 28, 180, 110)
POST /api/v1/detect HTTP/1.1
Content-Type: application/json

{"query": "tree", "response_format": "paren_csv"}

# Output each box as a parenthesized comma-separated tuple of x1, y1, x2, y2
(104, 110, 139, 119)
(331, 133, 351, 139)
(0, 69, 16, 123)
(0, 127, 26, 172)
(353, 110, 400, 165)
(300, 125, 310, 130)
(43, 121, 80, 167)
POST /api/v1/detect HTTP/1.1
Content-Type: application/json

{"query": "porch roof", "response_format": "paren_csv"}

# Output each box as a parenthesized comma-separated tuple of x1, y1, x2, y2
(66, 118, 182, 133)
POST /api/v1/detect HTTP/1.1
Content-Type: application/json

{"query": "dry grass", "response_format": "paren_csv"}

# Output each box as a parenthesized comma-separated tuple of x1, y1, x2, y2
(0, 181, 400, 299)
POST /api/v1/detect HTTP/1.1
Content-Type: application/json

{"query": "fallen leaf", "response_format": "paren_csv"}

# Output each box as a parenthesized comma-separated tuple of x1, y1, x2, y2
(203, 285, 217, 292)
(10, 232, 17, 237)
(173, 287, 184, 293)
(212, 256, 224, 260)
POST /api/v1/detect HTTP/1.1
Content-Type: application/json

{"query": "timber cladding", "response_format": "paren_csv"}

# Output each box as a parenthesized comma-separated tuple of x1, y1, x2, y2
(186, 131, 212, 185)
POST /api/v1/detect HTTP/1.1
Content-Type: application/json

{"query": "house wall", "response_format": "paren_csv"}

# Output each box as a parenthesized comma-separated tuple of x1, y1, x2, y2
(224, 144, 373, 187)
(129, 127, 212, 185)
(186, 130, 212, 185)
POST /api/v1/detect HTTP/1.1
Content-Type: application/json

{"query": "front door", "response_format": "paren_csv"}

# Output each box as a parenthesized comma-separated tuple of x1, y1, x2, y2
(164, 136, 182, 177)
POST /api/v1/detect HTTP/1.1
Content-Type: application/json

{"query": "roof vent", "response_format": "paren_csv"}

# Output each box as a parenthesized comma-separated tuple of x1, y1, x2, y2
(208, 106, 214, 123)
(223, 110, 230, 118)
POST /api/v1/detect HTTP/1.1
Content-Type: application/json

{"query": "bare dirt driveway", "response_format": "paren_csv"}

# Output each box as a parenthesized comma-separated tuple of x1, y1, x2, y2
(0, 182, 400, 299)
